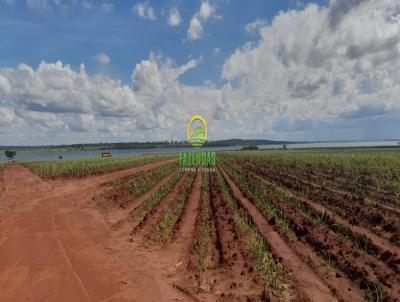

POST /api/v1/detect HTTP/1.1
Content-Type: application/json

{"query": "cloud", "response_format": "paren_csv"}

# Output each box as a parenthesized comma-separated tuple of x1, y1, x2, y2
(199, 1, 213, 21)
(187, 17, 203, 40)
(213, 47, 220, 54)
(245, 18, 268, 34)
(0, 57, 219, 144)
(328, 0, 369, 29)
(95, 53, 111, 65)
(132, 1, 156, 21)
(101, 2, 113, 13)
(167, 7, 181, 27)
(186, 0, 220, 41)
(1, 0, 400, 144)
(222, 0, 400, 136)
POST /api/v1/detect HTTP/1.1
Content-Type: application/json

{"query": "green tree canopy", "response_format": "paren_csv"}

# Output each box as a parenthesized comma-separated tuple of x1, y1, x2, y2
(5, 150, 16, 160)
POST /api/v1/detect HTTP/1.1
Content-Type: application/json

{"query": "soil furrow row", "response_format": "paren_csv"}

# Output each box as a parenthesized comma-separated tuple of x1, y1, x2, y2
(218, 165, 339, 302)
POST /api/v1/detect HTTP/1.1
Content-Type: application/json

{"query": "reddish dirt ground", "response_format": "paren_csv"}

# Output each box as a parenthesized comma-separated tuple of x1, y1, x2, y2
(0, 162, 189, 302)
(2, 160, 398, 302)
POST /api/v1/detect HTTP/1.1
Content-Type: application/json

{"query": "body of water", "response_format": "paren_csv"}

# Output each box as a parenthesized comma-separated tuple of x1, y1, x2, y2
(0, 141, 398, 162)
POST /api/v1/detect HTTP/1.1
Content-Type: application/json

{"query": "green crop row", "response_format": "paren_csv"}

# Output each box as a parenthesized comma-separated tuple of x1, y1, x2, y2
(220, 149, 400, 205)
(113, 162, 178, 198)
(25, 154, 175, 178)
(132, 171, 182, 226)
(152, 172, 196, 244)
(220, 161, 295, 241)
(193, 173, 212, 283)
(216, 169, 285, 290)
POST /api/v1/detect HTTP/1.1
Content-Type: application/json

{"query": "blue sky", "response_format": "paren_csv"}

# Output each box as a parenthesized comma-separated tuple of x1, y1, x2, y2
(0, 0, 325, 86)
(0, 0, 399, 145)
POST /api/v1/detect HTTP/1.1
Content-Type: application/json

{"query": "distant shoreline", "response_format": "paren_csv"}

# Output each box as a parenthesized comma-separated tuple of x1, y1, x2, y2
(0, 139, 399, 152)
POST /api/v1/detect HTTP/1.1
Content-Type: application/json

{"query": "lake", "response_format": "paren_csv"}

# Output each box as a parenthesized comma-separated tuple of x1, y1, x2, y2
(0, 141, 398, 162)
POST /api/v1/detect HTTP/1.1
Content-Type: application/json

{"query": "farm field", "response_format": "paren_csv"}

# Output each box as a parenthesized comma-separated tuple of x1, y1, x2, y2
(0, 149, 399, 301)
(25, 154, 173, 178)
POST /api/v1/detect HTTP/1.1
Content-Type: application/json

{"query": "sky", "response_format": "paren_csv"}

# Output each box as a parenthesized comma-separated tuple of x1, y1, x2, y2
(0, 0, 399, 145)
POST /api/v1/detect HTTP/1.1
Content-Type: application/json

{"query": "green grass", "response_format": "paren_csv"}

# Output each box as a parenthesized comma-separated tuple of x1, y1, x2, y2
(25, 154, 175, 178)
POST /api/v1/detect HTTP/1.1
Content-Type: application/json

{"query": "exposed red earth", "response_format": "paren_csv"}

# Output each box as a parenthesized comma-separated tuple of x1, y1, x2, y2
(1, 159, 399, 301)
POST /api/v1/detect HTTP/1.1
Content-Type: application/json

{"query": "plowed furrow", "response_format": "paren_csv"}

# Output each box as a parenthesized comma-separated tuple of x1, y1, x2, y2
(170, 171, 202, 247)
(132, 173, 188, 237)
(189, 172, 219, 273)
(219, 166, 340, 302)
(252, 173, 399, 301)
(249, 164, 399, 245)
(188, 172, 267, 301)
(251, 172, 400, 271)
(109, 172, 175, 233)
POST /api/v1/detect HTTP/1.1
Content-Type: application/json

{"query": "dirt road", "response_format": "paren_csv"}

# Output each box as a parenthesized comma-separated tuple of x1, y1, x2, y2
(0, 162, 189, 302)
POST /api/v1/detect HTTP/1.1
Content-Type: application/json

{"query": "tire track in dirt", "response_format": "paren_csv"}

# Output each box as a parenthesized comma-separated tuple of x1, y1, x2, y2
(51, 213, 91, 302)
(219, 166, 338, 302)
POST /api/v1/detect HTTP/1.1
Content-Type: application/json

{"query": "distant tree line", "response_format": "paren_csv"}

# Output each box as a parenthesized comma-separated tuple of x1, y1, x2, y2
(0, 139, 290, 152)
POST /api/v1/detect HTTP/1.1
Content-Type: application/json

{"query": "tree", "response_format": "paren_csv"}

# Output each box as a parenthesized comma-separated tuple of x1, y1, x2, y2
(5, 150, 16, 161)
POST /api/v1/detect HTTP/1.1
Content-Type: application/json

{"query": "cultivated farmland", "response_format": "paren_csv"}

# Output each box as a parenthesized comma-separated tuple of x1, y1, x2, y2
(25, 154, 173, 178)
(98, 148, 399, 301)
(0, 149, 399, 301)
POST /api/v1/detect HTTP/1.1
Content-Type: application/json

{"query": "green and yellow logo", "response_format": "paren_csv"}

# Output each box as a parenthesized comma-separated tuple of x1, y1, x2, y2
(187, 114, 208, 147)
(179, 114, 216, 171)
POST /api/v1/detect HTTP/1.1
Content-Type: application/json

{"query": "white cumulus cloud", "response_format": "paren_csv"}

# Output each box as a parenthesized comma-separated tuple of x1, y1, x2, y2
(95, 53, 111, 65)
(187, 17, 203, 40)
(1, 0, 400, 144)
(186, 0, 220, 41)
(132, 1, 156, 21)
(167, 7, 181, 27)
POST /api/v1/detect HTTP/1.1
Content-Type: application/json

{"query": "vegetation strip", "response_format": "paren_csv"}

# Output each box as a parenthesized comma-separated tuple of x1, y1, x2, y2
(25, 154, 174, 178)
(244, 161, 400, 243)
(249, 171, 400, 271)
(130, 171, 183, 233)
(190, 172, 211, 283)
(110, 162, 177, 208)
(219, 165, 345, 302)
(220, 154, 400, 301)
(152, 172, 196, 244)
(215, 170, 286, 291)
